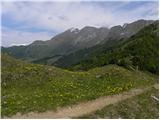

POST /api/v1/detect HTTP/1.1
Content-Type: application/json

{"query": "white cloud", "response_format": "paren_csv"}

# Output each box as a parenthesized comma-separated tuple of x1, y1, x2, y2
(1, 1, 159, 46)
(2, 1, 158, 30)
(1, 2, 116, 31)
(2, 27, 53, 47)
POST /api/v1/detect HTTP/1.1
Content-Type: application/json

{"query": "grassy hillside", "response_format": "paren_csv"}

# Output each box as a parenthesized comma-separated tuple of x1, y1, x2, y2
(77, 87, 159, 119)
(56, 21, 159, 74)
(1, 54, 157, 117)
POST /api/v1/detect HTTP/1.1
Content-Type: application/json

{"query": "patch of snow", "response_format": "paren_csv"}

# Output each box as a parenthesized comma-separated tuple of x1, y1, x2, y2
(120, 32, 125, 35)
(95, 41, 100, 45)
(10, 43, 27, 46)
(69, 28, 79, 33)
(70, 28, 76, 32)
(123, 23, 128, 28)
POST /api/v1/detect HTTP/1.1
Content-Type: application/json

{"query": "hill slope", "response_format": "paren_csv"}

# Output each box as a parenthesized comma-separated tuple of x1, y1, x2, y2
(58, 21, 159, 74)
(1, 54, 157, 117)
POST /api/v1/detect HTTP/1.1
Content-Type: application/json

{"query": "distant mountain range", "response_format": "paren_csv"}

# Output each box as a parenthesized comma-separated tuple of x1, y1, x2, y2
(2, 19, 155, 65)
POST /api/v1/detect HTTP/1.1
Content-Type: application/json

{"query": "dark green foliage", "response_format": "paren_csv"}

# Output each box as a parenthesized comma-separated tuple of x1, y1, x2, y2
(69, 21, 159, 74)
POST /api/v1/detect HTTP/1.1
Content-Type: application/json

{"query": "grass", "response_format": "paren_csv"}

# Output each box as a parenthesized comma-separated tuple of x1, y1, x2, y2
(1, 54, 157, 117)
(77, 87, 159, 119)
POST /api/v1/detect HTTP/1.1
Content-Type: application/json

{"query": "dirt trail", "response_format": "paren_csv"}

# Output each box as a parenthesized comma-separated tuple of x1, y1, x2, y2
(6, 84, 158, 119)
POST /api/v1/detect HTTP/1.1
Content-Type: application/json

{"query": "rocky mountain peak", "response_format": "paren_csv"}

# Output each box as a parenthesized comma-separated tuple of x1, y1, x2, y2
(69, 28, 79, 33)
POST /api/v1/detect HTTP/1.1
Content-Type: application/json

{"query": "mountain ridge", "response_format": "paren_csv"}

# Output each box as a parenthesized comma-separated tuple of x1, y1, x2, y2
(2, 19, 155, 64)
(61, 21, 159, 74)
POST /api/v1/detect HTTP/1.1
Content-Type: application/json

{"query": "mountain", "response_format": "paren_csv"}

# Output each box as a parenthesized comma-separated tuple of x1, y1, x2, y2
(63, 21, 159, 74)
(1, 54, 156, 117)
(101, 19, 154, 43)
(2, 19, 154, 65)
(54, 20, 158, 70)
(1, 26, 108, 63)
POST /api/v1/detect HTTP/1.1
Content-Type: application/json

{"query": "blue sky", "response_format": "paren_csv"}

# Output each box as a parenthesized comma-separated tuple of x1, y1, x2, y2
(1, 0, 159, 47)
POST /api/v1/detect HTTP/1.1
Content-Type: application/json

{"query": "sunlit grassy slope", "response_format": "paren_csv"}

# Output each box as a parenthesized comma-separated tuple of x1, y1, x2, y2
(1, 54, 157, 117)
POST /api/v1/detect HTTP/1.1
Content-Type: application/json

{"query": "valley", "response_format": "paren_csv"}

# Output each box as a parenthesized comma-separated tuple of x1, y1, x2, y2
(1, 19, 159, 118)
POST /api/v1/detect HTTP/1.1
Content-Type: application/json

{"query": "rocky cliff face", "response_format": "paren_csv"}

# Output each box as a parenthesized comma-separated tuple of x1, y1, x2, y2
(102, 19, 154, 43)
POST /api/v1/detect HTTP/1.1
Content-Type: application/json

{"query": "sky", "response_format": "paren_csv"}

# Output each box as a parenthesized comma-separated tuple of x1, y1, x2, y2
(1, 0, 159, 47)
